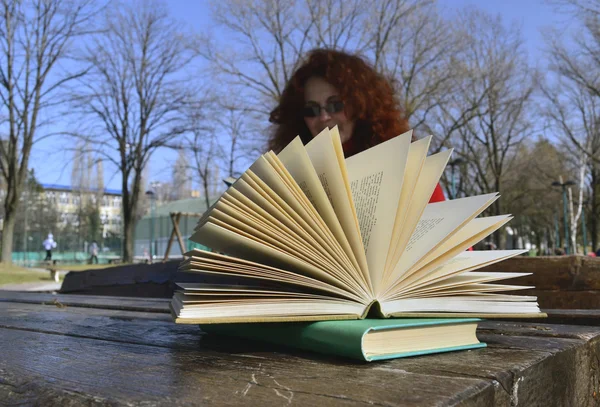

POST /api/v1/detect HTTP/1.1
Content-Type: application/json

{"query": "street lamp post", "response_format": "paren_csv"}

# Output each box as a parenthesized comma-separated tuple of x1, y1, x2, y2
(554, 214, 560, 252)
(448, 158, 464, 199)
(145, 190, 156, 263)
(551, 180, 576, 254)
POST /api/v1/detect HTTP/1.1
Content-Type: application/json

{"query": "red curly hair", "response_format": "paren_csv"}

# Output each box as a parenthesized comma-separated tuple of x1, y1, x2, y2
(268, 48, 411, 156)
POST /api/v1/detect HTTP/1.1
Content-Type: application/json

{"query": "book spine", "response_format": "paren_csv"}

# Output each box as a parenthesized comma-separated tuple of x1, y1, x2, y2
(361, 300, 386, 319)
(201, 322, 367, 361)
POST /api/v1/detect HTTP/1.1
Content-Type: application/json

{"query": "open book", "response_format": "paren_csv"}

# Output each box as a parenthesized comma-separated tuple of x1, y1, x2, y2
(171, 128, 543, 324)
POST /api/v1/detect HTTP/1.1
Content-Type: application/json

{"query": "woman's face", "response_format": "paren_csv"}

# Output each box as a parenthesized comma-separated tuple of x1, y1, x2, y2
(303, 76, 355, 143)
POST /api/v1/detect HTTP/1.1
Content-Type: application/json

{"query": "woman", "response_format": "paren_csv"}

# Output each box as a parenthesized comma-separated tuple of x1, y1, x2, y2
(268, 48, 445, 203)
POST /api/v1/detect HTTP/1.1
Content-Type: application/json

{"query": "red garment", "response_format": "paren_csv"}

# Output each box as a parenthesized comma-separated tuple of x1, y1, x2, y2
(429, 183, 446, 203)
(342, 138, 357, 157)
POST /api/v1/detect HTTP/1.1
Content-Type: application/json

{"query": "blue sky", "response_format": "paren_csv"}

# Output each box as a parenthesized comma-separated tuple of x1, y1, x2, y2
(29, 0, 570, 191)
(439, 0, 568, 66)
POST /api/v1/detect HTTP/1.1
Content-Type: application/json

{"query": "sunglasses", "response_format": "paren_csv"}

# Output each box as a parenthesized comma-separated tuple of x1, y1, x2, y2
(302, 101, 345, 117)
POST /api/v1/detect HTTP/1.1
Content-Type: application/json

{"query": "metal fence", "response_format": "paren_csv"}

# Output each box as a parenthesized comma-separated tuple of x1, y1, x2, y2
(134, 214, 207, 260)
(11, 250, 122, 267)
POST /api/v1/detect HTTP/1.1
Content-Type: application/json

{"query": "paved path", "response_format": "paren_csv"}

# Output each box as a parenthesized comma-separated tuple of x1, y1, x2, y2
(0, 281, 62, 292)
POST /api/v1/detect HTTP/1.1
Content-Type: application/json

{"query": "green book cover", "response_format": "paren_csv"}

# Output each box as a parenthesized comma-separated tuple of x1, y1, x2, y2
(201, 318, 486, 362)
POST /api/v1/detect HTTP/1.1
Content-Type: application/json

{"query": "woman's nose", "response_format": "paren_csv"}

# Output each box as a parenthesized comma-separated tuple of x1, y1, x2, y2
(318, 108, 331, 121)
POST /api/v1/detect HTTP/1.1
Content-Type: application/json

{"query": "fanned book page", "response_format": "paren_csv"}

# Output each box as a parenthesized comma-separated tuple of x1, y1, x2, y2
(174, 127, 544, 324)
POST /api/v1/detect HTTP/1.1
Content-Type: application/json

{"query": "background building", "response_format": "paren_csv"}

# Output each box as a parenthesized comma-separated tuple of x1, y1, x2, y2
(41, 184, 123, 236)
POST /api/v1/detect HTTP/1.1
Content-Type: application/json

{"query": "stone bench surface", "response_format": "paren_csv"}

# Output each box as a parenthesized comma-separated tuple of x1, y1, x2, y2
(1, 291, 599, 406)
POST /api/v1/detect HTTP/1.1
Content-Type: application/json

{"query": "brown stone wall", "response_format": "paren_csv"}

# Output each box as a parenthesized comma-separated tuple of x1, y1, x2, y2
(480, 256, 600, 309)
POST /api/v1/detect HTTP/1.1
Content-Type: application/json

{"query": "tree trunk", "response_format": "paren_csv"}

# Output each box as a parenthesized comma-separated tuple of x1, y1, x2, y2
(1, 210, 16, 264)
(1, 174, 24, 264)
(121, 177, 133, 263)
(121, 171, 141, 264)
(498, 228, 507, 250)
(203, 175, 210, 211)
(122, 216, 134, 263)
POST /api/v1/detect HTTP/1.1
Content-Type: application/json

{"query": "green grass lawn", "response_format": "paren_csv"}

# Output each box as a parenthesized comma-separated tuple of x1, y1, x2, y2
(56, 263, 125, 272)
(0, 262, 127, 286)
(0, 264, 61, 285)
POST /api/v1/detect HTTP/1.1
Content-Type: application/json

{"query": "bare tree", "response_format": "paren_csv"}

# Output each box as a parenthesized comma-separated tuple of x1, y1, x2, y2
(545, 26, 600, 165)
(204, 0, 311, 114)
(381, 4, 458, 132)
(0, 0, 100, 263)
(170, 97, 259, 210)
(213, 100, 263, 178)
(568, 156, 588, 252)
(192, 133, 218, 211)
(501, 139, 569, 253)
(543, 2, 600, 250)
(372, 3, 491, 158)
(70, 0, 199, 262)
(181, 102, 218, 210)
(548, 0, 600, 18)
(204, 0, 436, 124)
(305, 0, 370, 51)
(445, 10, 537, 248)
(541, 81, 600, 250)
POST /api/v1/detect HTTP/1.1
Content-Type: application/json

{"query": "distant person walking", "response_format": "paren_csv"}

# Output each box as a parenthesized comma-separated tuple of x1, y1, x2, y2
(89, 240, 99, 264)
(43, 233, 57, 261)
